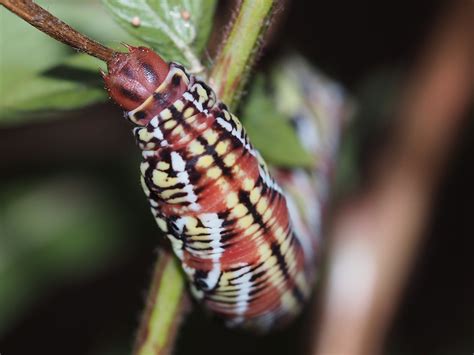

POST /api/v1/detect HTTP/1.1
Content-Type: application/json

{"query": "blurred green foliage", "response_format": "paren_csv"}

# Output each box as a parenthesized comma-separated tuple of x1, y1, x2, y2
(0, 177, 130, 336)
(334, 68, 401, 196)
(242, 76, 314, 168)
(1, 54, 107, 123)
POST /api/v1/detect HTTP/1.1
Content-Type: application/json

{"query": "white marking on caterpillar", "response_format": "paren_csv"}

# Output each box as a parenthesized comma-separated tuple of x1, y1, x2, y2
(142, 151, 155, 158)
(153, 126, 164, 140)
(170, 152, 200, 209)
(216, 116, 232, 132)
(150, 117, 159, 127)
(216, 117, 256, 156)
(258, 164, 283, 194)
(234, 270, 253, 315)
(171, 151, 186, 171)
(201, 213, 224, 288)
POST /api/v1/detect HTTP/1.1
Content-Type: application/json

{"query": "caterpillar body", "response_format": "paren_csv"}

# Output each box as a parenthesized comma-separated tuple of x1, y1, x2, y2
(104, 47, 316, 332)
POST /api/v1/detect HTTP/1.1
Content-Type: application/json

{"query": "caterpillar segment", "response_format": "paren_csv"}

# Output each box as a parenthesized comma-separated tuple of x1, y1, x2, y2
(104, 46, 316, 332)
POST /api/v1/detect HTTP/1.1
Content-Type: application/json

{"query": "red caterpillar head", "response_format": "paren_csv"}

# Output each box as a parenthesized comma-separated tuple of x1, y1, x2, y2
(103, 46, 170, 111)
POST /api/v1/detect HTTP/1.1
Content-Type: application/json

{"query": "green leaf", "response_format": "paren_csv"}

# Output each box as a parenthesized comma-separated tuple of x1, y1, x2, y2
(0, 0, 130, 90)
(102, 0, 217, 70)
(1, 5, 69, 96)
(0, 0, 131, 125)
(0, 54, 108, 126)
(242, 77, 314, 168)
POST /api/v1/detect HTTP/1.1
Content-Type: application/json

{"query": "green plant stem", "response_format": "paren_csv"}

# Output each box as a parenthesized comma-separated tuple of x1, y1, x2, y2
(209, 0, 276, 109)
(133, 250, 188, 355)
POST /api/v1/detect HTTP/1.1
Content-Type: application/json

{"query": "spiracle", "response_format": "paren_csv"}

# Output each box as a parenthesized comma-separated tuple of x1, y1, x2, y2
(103, 46, 316, 332)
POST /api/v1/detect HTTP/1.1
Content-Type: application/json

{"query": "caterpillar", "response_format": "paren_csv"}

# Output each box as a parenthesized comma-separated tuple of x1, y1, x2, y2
(103, 46, 316, 332)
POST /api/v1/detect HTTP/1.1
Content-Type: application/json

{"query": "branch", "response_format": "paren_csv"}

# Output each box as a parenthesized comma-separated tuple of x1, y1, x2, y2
(0, 0, 115, 62)
(133, 250, 189, 355)
(209, 0, 277, 109)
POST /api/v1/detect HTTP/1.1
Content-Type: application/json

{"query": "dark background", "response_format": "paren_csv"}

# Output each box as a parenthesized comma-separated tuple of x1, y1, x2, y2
(1, 0, 472, 354)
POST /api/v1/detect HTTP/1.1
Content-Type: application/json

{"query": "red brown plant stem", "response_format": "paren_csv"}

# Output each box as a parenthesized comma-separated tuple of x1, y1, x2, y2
(0, 0, 115, 62)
